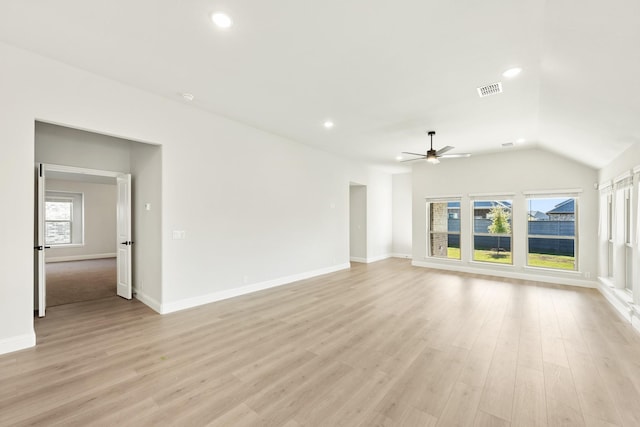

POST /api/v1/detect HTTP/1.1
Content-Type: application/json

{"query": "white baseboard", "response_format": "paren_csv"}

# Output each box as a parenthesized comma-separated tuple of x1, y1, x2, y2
(367, 253, 392, 263)
(350, 254, 393, 264)
(161, 262, 351, 314)
(392, 253, 412, 259)
(134, 289, 161, 314)
(0, 331, 36, 355)
(46, 253, 116, 263)
(632, 308, 640, 333)
(411, 260, 598, 289)
(597, 278, 640, 333)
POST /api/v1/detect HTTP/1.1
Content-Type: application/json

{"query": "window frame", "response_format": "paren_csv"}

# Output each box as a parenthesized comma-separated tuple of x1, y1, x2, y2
(45, 191, 84, 247)
(471, 198, 514, 265)
(525, 196, 578, 272)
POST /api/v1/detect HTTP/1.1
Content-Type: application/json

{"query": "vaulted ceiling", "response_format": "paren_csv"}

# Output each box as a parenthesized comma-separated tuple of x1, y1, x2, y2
(1, 0, 638, 171)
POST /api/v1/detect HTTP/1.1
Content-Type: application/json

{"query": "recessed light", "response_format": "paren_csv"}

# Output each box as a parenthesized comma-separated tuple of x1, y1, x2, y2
(396, 155, 403, 161)
(323, 120, 334, 129)
(211, 12, 233, 29)
(502, 67, 522, 78)
(516, 138, 526, 143)
(181, 93, 195, 101)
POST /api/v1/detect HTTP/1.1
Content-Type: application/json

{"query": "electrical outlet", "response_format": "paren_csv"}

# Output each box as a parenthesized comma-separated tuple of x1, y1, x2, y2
(585, 272, 591, 279)
(243, 275, 249, 284)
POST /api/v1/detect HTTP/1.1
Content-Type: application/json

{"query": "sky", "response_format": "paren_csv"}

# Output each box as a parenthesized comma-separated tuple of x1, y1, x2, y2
(527, 198, 568, 213)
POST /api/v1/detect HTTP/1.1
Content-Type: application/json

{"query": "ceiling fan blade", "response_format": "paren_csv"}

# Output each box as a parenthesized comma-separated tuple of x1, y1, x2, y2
(400, 157, 426, 162)
(438, 153, 471, 159)
(402, 151, 427, 157)
(435, 146, 454, 156)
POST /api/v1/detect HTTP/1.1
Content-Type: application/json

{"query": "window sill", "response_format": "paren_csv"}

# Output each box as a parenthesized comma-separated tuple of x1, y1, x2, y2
(48, 243, 84, 249)
(468, 260, 514, 268)
(425, 256, 462, 262)
(523, 265, 581, 275)
(598, 278, 632, 303)
(614, 287, 634, 304)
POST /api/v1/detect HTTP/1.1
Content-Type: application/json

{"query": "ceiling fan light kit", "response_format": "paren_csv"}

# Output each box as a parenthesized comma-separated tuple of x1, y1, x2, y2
(401, 131, 470, 164)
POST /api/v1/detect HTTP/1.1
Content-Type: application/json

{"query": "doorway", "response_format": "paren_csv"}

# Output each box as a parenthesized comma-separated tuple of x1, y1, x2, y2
(349, 183, 367, 263)
(33, 121, 163, 319)
(35, 164, 132, 317)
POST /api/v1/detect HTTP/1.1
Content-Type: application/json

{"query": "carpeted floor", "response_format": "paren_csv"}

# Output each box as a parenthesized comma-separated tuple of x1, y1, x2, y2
(46, 258, 116, 307)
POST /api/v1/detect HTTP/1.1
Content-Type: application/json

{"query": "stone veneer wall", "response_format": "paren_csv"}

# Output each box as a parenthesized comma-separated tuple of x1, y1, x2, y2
(430, 202, 448, 257)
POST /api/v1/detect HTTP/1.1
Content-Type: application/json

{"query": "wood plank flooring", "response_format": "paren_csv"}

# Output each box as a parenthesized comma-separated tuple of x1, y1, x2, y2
(2, 259, 640, 426)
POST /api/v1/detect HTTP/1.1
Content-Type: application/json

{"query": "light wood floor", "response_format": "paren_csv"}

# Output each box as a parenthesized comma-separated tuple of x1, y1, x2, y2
(2, 259, 640, 426)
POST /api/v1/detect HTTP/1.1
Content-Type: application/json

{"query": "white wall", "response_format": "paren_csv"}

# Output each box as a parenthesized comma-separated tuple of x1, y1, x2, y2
(349, 185, 367, 261)
(45, 179, 117, 261)
(130, 143, 162, 310)
(35, 121, 131, 173)
(392, 173, 412, 258)
(363, 170, 393, 262)
(412, 148, 598, 287)
(0, 41, 393, 354)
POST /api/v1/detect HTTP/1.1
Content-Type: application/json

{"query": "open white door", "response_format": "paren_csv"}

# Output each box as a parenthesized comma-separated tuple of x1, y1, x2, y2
(35, 164, 47, 317)
(116, 174, 133, 299)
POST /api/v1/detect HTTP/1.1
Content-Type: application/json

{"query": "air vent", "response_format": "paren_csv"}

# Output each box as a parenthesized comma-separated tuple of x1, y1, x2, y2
(477, 82, 503, 97)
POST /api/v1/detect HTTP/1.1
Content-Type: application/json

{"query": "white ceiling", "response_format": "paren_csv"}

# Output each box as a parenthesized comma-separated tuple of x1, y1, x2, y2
(1, 0, 638, 171)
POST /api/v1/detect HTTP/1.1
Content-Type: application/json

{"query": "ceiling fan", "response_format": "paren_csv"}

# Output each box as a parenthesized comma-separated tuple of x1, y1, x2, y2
(401, 131, 471, 164)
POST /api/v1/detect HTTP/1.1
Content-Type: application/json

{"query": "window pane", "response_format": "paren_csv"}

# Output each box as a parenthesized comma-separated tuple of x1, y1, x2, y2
(527, 238, 575, 270)
(473, 236, 512, 264)
(527, 197, 576, 270)
(430, 233, 460, 259)
(473, 200, 512, 264)
(428, 201, 460, 259)
(46, 201, 72, 221)
(45, 221, 71, 244)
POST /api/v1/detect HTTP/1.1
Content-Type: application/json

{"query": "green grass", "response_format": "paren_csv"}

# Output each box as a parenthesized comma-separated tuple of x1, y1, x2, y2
(443, 247, 574, 270)
(473, 249, 512, 264)
(528, 253, 575, 270)
(447, 247, 461, 259)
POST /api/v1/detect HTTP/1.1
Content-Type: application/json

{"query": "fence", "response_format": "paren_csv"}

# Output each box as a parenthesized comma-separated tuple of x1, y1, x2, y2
(444, 219, 575, 256)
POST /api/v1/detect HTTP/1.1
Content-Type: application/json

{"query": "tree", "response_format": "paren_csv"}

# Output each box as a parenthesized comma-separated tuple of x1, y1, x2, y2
(487, 205, 511, 256)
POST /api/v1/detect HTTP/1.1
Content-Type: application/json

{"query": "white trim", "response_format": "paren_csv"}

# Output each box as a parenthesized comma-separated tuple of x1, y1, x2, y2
(632, 306, 640, 333)
(392, 253, 412, 259)
(0, 331, 36, 355)
(366, 253, 392, 263)
(46, 253, 116, 263)
(614, 170, 633, 184)
(468, 192, 516, 198)
(523, 188, 583, 197)
(350, 254, 393, 263)
(633, 165, 640, 175)
(597, 278, 636, 327)
(48, 244, 84, 249)
(160, 263, 351, 314)
(134, 290, 161, 313)
(43, 163, 123, 178)
(599, 181, 613, 193)
(412, 260, 597, 288)
(424, 195, 462, 201)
